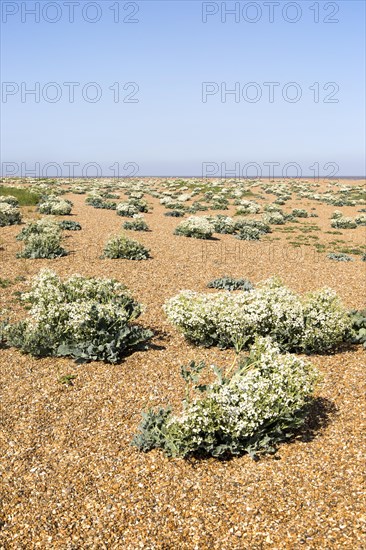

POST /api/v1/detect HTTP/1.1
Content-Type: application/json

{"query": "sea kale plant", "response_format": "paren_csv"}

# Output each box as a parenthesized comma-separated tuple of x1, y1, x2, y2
(331, 216, 357, 229)
(123, 218, 149, 231)
(174, 216, 214, 239)
(132, 337, 320, 458)
(355, 215, 366, 226)
(59, 220, 82, 231)
(292, 208, 308, 218)
(262, 211, 286, 225)
(0, 202, 22, 226)
(117, 199, 149, 217)
(6, 269, 152, 363)
(116, 202, 139, 217)
(86, 195, 117, 210)
(347, 309, 366, 349)
(207, 277, 253, 291)
(38, 197, 73, 215)
(208, 215, 236, 234)
(234, 218, 271, 235)
(16, 218, 67, 259)
(235, 226, 261, 241)
(327, 252, 353, 262)
(164, 210, 185, 217)
(0, 195, 19, 207)
(103, 234, 150, 260)
(235, 200, 261, 215)
(164, 278, 351, 353)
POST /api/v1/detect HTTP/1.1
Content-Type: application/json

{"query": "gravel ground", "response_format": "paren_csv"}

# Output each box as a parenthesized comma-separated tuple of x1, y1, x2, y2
(0, 179, 365, 548)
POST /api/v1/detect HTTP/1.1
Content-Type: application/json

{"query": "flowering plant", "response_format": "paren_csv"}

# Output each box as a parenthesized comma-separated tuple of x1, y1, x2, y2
(103, 234, 150, 260)
(123, 218, 149, 231)
(235, 200, 261, 215)
(164, 278, 350, 353)
(262, 211, 285, 225)
(133, 337, 320, 458)
(38, 197, 73, 215)
(116, 202, 139, 217)
(0, 195, 19, 207)
(331, 216, 357, 229)
(6, 269, 152, 363)
(0, 202, 22, 226)
(174, 216, 214, 239)
(16, 218, 67, 259)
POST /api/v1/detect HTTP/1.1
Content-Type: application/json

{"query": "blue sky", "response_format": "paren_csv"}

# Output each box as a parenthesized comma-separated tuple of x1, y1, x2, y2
(1, 0, 365, 177)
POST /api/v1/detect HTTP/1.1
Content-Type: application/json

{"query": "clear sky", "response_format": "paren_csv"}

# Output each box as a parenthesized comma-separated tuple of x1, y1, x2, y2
(1, 0, 365, 177)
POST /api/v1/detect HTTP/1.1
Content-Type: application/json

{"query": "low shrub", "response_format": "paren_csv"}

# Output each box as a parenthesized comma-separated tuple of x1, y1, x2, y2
(0, 195, 19, 207)
(0, 203, 22, 226)
(164, 210, 185, 217)
(59, 220, 82, 231)
(348, 309, 366, 348)
(164, 202, 186, 210)
(86, 196, 117, 210)
(355, 215, 366, 226)
(331, 217, 357, 229)
(18, 232, 67, 259)
(17, 218, 67, 259)
(209, 215, 236, 234)
(187, 203, 209, 213)
(5, 269, 152, 363)
(123, 218, 149, 231)
(103, 234, 150, 260)
(211, 200, 229, 210)
(38, 197, 73, 215)
(263, 211, 285, 225)
(0, 278, 12, 288)
(207, 277, 253, 291)
(292, 209, 308, 218)
(235, 226, 261, 241)
(0, 310, 9, 348)
(264, 204, 282, 213)
(164, 278, 350, 353)
(132, 337, 320, 458)
(327, 252, 353, 262)
(16, 218, 60, 240)
(235, 200, 261, 215)
(234, 219, 271, 234)
(116, 202, 139, 217)
(331, 210, 343, 219)
(128, 198, 149, 213)
(174, 216, 214, 239)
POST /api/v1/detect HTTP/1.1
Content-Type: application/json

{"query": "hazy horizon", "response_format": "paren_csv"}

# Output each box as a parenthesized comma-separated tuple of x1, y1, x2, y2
(1, 1, 365, 177)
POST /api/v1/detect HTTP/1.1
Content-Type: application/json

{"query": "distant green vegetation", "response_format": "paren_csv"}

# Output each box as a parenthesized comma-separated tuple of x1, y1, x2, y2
(0, 186, 40, 206)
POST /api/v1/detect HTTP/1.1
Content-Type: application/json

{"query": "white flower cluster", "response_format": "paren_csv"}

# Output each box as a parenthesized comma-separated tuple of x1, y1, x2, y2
(38, 197, 72, 216)
(164, 278, 350, 352)
(116, 202, 139, 217)
(236, 200, 261, 215)
(355, 214, 366, 226)
(331, 216, 357, 229)
(166, 337, 320, 455)
(209, 215, 236, 234)
(331, 210, 343, 219)
(160, 196, 173, 205)
(262, 211, 285, 225)
(0, 201, 22, 226)
(174, 216, 214, 239)
(17, 218, 66, 259)
(177, 193, 192, 202)
(20, 269, 140, 345)
(17, 217, 60, 240)
(0, 195, 19, 207)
